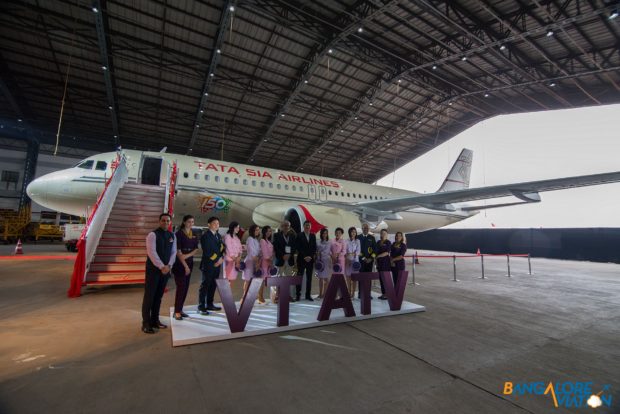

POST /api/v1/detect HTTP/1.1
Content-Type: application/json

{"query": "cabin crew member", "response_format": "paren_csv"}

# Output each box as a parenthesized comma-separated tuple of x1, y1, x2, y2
(390, 231, 407, 287)
(316, 228, 331, 299)
(198, 216, 224, 314)
(241, 224, 261, 305)
(295, 220, 317, 301)
(376, 229, 392, 300)
(273, 220, 296, 303)
(345, 227, 361, 298)
(357, 223, 376, 299)
(172, 215, 199, 321)
(330, 228, 346, 277)
(259, 226, 274, 305)
(223, 221, 242, 287)
(142, 213, 177, 334)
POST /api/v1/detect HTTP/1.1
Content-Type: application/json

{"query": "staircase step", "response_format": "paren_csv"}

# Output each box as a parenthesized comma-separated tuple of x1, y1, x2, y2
(98, 239, 146, 247)
(111, 206, 164, 215)
(101, 232, 149, 239)
(85, 270, 145, 284)
(93, 254, 146, 263)
(114, 200, 164, 209)
(89, 262, 146, 272)
(95, 246, 146, 255)
(103, 226, 157, 233)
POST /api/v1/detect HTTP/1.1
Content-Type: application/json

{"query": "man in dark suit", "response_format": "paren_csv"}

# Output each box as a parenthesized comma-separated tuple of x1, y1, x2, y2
(273, 220, 297, 302)
(295, 220, 317, 301)
(142, 213, 177, 334)
(198, 216, 225, 314)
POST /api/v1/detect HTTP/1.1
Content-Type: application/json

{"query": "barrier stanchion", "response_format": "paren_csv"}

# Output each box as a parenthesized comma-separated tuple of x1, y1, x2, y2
(506, 255, 511, 277)
(479, 254, 486, 279)
(528, 254, 532, 275)
(452, 255, 459, 282)
(410, 255, 419, 286)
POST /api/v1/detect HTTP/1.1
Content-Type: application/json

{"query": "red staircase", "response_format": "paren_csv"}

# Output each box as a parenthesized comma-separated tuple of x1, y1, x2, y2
(84, 183, 165, 285)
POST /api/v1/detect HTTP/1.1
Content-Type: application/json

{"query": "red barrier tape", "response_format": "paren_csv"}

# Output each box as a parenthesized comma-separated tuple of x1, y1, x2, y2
(404, 254, 530, 259)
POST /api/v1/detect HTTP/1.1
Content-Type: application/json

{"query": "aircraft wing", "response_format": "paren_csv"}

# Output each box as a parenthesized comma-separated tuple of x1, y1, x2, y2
(356, 171, 620, 213)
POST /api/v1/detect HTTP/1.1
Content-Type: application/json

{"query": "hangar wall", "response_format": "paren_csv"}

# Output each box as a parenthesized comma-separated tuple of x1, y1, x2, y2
(406, 228, 620, 263)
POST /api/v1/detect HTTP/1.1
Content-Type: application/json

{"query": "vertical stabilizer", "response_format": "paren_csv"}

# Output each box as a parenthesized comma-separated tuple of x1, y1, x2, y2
(437, 149, 473, 192)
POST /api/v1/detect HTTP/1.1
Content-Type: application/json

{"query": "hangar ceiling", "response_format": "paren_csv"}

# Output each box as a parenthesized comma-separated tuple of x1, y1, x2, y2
(0, 0, 619, 182)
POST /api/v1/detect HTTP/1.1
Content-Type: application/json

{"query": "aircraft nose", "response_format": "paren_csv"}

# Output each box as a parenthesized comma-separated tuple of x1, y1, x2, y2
(26, 176, 47, 204)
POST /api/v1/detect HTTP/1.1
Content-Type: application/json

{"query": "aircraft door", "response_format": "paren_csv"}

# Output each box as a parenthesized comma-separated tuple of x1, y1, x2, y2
(318, 186, 327, 201)
(141, 157, 163, 185)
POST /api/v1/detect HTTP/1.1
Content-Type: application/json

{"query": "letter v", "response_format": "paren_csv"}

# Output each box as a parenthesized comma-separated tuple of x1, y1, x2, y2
(216, 278, 262, 333)
(379, 270, 409, 311)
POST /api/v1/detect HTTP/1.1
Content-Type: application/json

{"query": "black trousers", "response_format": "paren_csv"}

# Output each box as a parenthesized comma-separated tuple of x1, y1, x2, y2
(359, 259, 374, 297)
(296, 259, 314, 297)
(142, 267, 169, 327)
(391, 267, 401, 286)
(198, 265, 220, 308)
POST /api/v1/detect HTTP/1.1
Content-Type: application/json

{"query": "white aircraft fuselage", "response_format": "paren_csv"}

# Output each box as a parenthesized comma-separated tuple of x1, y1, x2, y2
(26, 149, 475, 233)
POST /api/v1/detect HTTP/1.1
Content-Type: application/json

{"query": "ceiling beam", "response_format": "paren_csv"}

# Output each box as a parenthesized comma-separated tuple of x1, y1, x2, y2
(187, 0, 236, 154)
(93, 0, 120, 146)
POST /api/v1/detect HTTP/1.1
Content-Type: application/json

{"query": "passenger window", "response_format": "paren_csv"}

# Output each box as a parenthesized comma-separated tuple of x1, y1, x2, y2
(285, 184, 289, 190)
(310, 187, 315, 193)
(76, 160, 94, 169)
(299, 186, 304, 191)
(353, 194, 356, 198)
(95, 161, 107, 171)
(260, 181, 265, 187)
(364, 195, 368, 199)
(292, 185, 296, 191)
(243, 179, 248, 185)
(194, 173, 200, 179)
(224, 177, 229, 183)
(269, 183, 273, 188)
(234, 178, 239, 184)
(205, 174, 210, 181)
(347, 193, 350, 197)
(183, 172, 188, 178)
(252, 180, 256, 186)
(277, 184, 281, 189)
(328, 190, 332, 195)
(215, 176, 220, 182)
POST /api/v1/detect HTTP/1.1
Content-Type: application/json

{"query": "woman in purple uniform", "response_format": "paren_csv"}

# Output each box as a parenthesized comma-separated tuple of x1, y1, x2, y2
(172, 215, 200, 320)
(316, 228, 331, 299)
(375, 229, 392, 300)
(390, 231, 407, 287)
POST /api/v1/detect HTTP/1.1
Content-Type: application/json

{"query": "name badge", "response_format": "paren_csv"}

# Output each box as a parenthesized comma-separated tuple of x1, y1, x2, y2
(285, 246, 291, 254)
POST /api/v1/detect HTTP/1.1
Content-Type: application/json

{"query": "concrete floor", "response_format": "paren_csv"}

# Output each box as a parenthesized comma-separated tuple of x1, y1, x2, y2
(0, 242, 618, 413)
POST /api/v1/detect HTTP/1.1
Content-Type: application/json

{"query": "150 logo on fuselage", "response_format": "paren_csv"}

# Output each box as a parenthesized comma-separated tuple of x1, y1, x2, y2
(197, 194, 232, 213)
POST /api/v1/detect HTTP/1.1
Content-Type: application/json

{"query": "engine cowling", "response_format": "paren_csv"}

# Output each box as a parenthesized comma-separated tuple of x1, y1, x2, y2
(252, 202, 359, 234)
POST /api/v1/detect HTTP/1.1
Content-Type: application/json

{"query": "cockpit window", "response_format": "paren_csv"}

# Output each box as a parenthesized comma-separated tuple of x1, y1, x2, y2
(75, 160, 94, 169)
(95, 161, 107, 171)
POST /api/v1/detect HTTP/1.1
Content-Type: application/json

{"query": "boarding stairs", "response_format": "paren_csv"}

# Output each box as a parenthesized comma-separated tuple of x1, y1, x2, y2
(68, 152, 177, 297)
(85, 184, 165, 285)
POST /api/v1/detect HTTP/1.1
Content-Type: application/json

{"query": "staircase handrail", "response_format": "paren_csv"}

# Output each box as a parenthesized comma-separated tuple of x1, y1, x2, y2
(164, 161, 177, 220)
(68, 151, 128, 297)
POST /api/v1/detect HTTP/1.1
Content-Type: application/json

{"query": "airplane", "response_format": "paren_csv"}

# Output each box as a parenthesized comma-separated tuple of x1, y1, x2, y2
(26, 148, 620, 234)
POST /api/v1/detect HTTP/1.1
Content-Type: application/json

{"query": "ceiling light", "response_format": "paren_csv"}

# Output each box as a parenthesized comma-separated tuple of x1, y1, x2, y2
(484, 93, 489, 97)
(461, 56, 467, 61)
(204, 92, 208, 96)
(114, 135, 117, 138)
(101, 65, 107, 70)
(354, 117, 358, 120)
(108, 106, 113, 110)
(418, 121, 422, 124)
(209, 73, 214, 77)
(328, 49, 333, 54)
(340, 129, 344, 133)
(432, 65, 437, 70)
(229, 5, 235, 12)
(609, 10, 618, 19)
(216, 49, 221, 54)
(200, 110, 204, 113)
(448, 102, 453, 106)
(357, 27, 363, 33)
(280, 114, 285, 117)
(92, 6, 98, 13)
(196, 124, 200, 128)
(549, 82, 556, 87)
(499, 44, 506, 51)
(546, 29, 554, 37)
(397, 79, 402, 83)
(17, 118, 22, 122)
(369, 102, 373, 106)
(304, 80, 308, 84)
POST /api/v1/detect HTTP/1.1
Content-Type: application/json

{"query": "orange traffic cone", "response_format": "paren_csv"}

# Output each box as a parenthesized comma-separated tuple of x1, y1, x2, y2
(476, 248, 481, 256)
(14, 238, 23, 255)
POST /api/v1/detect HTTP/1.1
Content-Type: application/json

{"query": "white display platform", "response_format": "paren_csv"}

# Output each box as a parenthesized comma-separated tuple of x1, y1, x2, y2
(169, 293, 425, 346)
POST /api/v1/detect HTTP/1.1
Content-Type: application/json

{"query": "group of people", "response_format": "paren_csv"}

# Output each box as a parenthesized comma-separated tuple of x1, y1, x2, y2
(140, 213, 407, 334)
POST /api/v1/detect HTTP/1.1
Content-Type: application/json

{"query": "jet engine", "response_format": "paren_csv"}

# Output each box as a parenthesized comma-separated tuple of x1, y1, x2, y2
(252, 202, 359, 233)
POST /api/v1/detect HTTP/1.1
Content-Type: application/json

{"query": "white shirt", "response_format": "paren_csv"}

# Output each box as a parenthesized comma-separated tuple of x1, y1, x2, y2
(146, 231, 177, 270)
